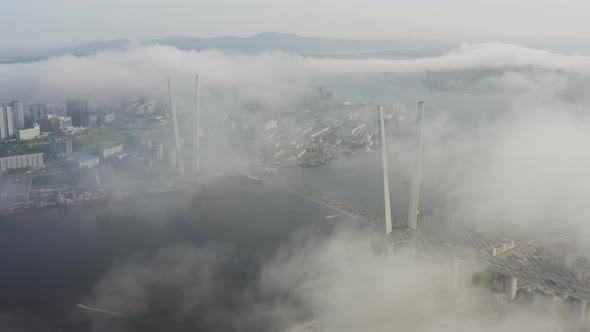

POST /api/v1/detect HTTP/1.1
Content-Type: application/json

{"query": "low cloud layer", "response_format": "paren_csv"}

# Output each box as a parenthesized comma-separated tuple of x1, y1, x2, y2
(3, 42, 590, 105)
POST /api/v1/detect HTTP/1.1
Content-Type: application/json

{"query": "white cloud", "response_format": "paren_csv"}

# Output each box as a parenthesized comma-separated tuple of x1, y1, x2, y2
(3, 42, 590, 106)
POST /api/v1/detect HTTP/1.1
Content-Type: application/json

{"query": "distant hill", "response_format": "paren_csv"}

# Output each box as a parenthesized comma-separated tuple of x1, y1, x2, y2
(143, 32, 453, 55)
(53, 39, 132, 56)
(0, 33, 454, 62)
(0, 39, 132, 63)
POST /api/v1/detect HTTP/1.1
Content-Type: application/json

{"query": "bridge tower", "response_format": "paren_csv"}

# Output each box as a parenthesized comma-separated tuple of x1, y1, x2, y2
(192, 74, 201, 174)
(407, 101, 424, 231)
(167, 76, 184, 173)
(379, 105, 394, 257)
(380, 101, 426, 257)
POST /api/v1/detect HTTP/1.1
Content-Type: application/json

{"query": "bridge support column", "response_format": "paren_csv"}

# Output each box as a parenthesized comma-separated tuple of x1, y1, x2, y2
(386, 243, 395, 261)
(449, 256, 462, 291)
(504, 275, 517, 302)
(577, 299, 587, 323)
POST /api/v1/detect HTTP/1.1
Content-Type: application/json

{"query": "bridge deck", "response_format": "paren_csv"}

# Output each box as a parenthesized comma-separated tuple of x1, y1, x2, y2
(245, 169, 590, 301)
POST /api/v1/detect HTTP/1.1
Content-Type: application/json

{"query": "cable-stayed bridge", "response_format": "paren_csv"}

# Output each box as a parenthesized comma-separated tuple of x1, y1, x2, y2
(244, 101, 590, 325)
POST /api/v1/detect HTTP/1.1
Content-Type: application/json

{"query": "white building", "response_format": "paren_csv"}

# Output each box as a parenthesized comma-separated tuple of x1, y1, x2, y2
(265, 120, 278, 131)
(17, 124, 40, 141)
(310, 127, 330, 140)
(338, 124, 366, 138)
(75, 154, 99, 169)
(492, 240, 516, 257)
(98, 112, 115, 125)
(54, 116, 73, 131)
(102, 144, 124, 158)
(123, 98, 156, 115)
(89, 115, 97, 126)
(0, 153, 44, 173)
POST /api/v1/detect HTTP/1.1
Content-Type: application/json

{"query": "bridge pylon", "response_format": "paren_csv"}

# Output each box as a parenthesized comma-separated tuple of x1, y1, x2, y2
(379, 101, 426, 259)
(378, 105, 394, 259)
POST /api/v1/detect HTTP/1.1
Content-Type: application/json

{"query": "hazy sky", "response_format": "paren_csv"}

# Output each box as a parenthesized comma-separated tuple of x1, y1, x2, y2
(2, 0, 590, 47)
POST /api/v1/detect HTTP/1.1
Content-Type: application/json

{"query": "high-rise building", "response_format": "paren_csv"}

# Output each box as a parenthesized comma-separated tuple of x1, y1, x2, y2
(0, 107, 6, 139)
(0, 106, 15, 140)
(66, 99, 90, 127)
(29, 104, 46, 123)
(5, 106, 14, 137)
(89, 114, 97, 127)
(37, 116, 54, 133)
(54, 116, 72, 131)
(48, 137, 73, 154)
(11, 101, 25, 129)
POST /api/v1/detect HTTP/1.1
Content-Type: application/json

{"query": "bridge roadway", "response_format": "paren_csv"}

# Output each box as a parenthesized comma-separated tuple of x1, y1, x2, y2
(242, 170, 384, 231)
(244, 168, 590, 302)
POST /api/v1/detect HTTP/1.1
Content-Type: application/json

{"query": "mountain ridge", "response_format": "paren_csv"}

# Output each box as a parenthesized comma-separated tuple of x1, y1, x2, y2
(143, 32, 452, 53)
(0, 32, 454, 62)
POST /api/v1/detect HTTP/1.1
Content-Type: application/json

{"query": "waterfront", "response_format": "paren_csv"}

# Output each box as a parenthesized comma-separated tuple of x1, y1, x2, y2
(0, 176, 352, 331)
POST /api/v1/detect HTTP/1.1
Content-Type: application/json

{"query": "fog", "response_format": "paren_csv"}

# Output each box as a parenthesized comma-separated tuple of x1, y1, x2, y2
(260, 225, 573, 332)
(81, 223, 579, 331)
(3, 42, 590, 331)
(4, 42, 590, 104)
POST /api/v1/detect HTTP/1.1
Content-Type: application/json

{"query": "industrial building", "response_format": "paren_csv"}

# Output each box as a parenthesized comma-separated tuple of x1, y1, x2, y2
(123, 98, 156, 115)
(74, 154, 99, 169)
(101, 144, 124, 158)
(0, 153, 44, 173)
(16, 124, 40, 141)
